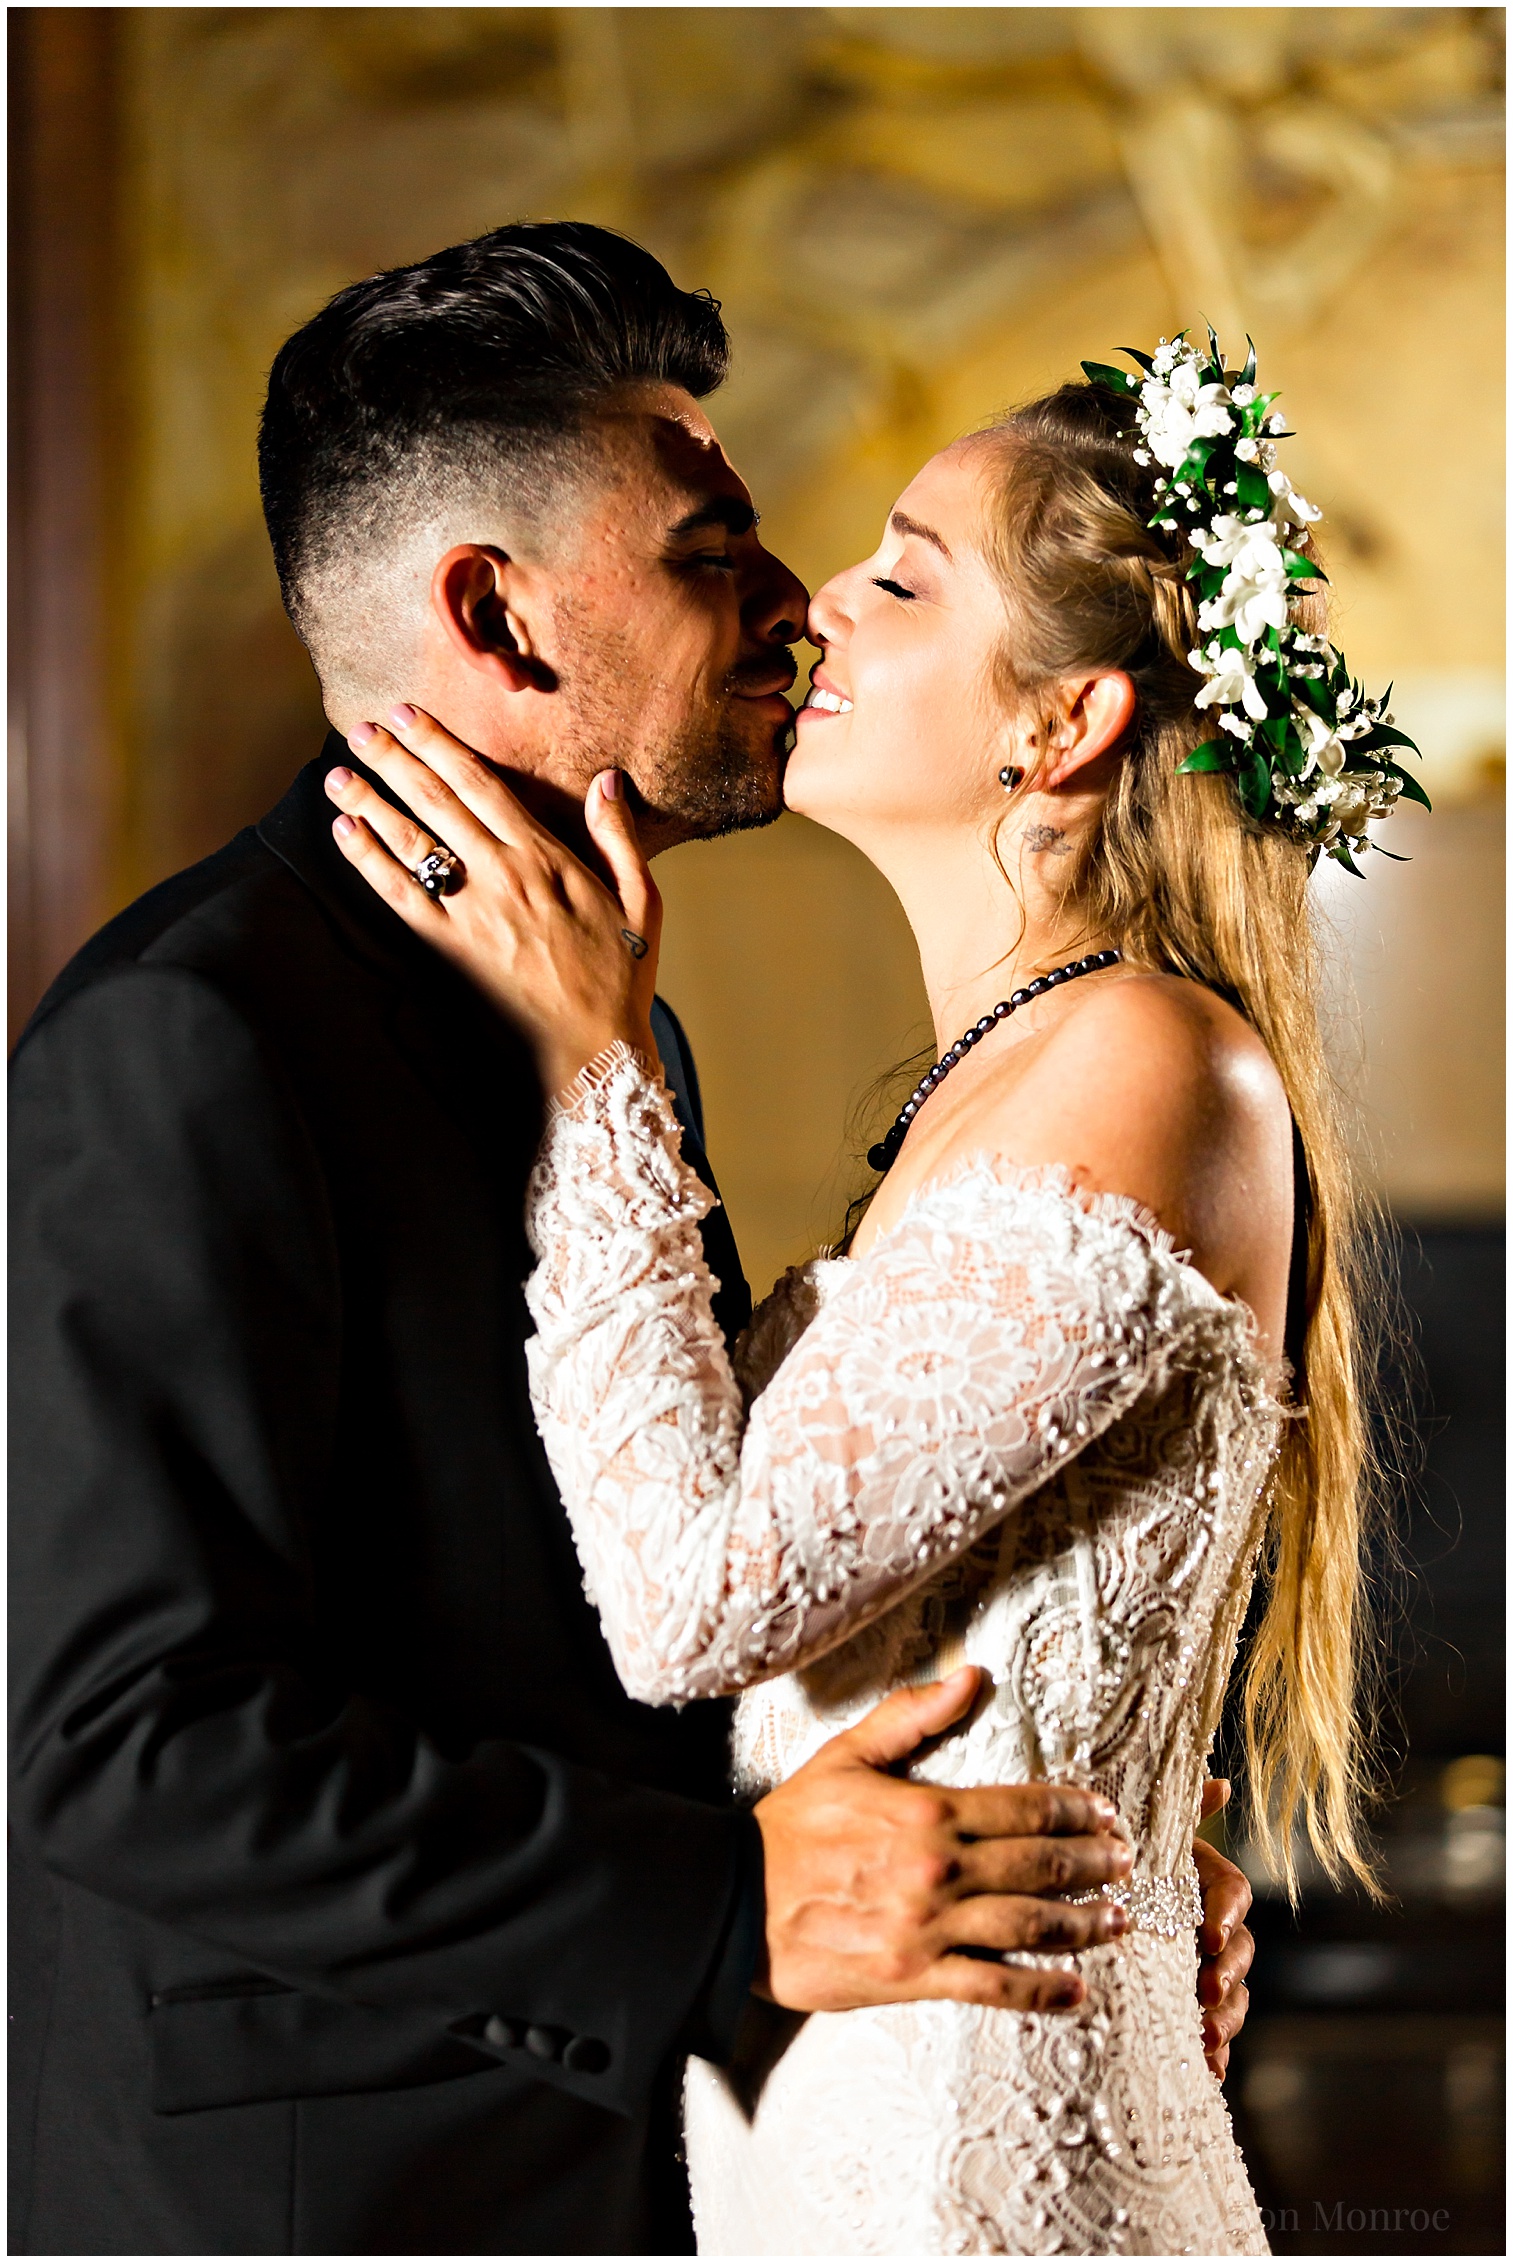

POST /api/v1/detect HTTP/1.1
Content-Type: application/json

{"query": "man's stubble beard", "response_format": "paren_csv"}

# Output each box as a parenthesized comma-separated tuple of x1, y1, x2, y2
(553, 601, 792, 844)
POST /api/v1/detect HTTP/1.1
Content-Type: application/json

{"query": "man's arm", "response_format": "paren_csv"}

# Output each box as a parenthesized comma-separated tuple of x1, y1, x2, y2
(9, 966, 749, 2114)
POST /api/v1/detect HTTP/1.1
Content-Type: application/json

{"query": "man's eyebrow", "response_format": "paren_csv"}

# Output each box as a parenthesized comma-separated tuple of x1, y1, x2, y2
(667, 496, 759, 539)
(890, 510, 951, 560)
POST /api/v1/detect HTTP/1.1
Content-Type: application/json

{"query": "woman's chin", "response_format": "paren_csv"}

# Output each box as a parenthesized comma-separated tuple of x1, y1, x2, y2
(781, 726, 848, 821)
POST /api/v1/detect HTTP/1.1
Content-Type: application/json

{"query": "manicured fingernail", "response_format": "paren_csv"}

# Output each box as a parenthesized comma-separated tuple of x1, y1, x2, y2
(1093, 1800, 1118, 1824)
(348, 722, 376, 749)
(600, 770, 622, 801)
(326, 766, 353, 793)
(333, 814, 356, 838)
(389, 703, 417, 728)
(1053, 1982, 1082, 2007)
(1106, 1908, 1128, 1936)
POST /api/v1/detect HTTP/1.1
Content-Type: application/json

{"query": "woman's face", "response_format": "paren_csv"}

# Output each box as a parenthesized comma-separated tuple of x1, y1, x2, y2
(785, 441, 1019, 842)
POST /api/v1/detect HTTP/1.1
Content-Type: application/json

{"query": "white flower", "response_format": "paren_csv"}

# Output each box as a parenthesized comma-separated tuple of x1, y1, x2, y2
(1193, 645, 1270, 722)
(1267, 413, 1287, 434)
(1235, 437, 1259, 462)
(1132, 447, 1151, 465)
(1139, 353, 1234, 469)
(1232, 384, 1255, 407)
(1268, 471, 1322, 534)
(1197, 515, 1279, 573)
(1296, 707, 1347, 778)
(1197, 517, 1293, 640)
(1207, 580, 1290, 644)
(1219, 713, 1251, 739)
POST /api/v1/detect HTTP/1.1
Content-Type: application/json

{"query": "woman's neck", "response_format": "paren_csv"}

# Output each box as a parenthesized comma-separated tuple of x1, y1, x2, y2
(876, 823, 1108, 1054)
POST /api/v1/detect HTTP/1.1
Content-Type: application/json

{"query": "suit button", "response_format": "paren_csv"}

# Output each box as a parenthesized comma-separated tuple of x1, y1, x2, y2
(563, 2035, 611, 2075)
(524, 2023, 567, 2061)
(483, 2014, 525, 2049)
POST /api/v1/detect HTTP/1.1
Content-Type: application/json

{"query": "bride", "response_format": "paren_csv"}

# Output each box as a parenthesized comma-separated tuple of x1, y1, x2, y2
(325, 342, 1412, 2255)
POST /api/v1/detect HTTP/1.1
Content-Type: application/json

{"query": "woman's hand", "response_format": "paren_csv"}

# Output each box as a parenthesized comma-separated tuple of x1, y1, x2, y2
(325, 706, 661, 1097)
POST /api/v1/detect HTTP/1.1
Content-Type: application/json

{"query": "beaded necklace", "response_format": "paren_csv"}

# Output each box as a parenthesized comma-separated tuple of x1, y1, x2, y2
(866, 949, 1123, 1174)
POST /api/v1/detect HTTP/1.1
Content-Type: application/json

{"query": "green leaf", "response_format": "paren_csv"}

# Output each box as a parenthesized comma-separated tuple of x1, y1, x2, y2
(1236, 462, 1270, 513)
(1177, 437, 1217, 486)
(1292, 674, 1334, 720)
(1242, 337, 1257, 387)
(1121, 346, 1156, 374)
(1355, 723, 1422, 756)
(1240, 753, 1274, 818)
(1380, 764, 1432, 812)
(1205, 321, 1222, 368)
(1284, 551, 1328, 583)
(1278, 723, 1308, 776)
(1329, 842, 1365, 877)
(1177, 742, 1229, 774)
(1081, 360, 1136, 396)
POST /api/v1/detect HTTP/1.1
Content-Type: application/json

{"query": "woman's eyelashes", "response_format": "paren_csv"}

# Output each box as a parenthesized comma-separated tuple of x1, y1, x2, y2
(871, 576, 916, 601)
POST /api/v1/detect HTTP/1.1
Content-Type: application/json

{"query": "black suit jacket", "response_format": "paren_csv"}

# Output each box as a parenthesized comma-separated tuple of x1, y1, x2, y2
(9, 745, 759, 2256)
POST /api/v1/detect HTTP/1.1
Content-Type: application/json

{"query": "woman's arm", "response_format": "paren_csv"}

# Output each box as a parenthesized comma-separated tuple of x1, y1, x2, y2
(525, 1045, 1200, 1705)
(314, 716, 1220, 1710)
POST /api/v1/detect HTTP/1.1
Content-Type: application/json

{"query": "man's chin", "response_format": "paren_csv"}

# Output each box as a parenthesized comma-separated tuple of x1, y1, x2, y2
(641, 712, 791, 846)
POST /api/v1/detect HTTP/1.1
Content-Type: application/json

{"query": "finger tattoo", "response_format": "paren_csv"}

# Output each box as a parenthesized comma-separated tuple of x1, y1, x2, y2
(621, 928, 649, 960)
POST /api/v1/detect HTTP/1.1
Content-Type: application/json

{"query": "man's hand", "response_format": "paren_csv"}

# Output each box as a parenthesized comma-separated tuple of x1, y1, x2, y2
(1195, 1778, 1255, 2080)
(753, 1668, 1132, 2016)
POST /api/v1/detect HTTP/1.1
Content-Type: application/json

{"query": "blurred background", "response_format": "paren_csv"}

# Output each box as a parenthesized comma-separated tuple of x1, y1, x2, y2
(10, 8, 1503, 2251)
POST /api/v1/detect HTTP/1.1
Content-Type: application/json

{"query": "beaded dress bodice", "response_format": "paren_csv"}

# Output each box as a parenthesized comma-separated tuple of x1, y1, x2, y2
(523, 1046, 1279, 2255)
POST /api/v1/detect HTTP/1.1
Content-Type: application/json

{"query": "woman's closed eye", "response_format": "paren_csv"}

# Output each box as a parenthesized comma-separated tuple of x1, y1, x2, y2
(872, 576, 916, 601)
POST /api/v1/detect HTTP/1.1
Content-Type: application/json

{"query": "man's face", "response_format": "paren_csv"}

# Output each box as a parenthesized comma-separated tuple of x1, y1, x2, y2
(541, 386, 809, 851)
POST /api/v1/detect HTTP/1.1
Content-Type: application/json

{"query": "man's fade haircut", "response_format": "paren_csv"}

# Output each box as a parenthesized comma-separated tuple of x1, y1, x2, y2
(258, 220, 730, 671)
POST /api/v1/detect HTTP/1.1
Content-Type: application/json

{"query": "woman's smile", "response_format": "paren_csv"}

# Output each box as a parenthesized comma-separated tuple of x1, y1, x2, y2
(799, 664, 853, 718)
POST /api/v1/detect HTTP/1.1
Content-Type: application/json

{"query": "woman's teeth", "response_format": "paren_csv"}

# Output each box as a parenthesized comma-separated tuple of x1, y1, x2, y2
(806, 689, 853, 714)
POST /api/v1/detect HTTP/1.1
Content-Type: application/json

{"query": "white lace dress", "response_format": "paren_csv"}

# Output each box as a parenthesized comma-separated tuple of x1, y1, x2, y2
(524, 1047, 1278, 2257)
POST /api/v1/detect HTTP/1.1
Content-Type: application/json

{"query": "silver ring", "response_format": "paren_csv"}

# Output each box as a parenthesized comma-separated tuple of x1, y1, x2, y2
(414, 847, 465, 899)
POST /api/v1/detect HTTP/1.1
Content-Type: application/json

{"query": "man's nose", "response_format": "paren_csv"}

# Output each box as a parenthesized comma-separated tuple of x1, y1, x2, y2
(745, 548, 811, 647)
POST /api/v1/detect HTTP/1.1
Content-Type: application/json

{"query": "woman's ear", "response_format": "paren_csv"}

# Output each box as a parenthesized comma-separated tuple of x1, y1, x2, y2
(430, 545, 552, 693)
(1040, 670, 1136, 790)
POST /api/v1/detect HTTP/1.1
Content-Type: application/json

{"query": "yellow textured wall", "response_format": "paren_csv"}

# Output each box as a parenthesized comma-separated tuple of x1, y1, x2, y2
(103, 7, 1503, 1291)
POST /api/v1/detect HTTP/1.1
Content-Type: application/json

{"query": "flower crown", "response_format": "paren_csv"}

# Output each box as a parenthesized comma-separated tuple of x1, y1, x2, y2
(1082, 329, 1427, 873)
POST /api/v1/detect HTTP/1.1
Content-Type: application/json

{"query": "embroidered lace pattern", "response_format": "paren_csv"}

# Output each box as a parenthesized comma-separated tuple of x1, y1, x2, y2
(525, 1043, 1281, 2256)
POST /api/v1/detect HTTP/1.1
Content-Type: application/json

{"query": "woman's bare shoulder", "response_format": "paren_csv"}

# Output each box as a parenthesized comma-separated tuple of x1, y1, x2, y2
(969, 971, 1292, 1274)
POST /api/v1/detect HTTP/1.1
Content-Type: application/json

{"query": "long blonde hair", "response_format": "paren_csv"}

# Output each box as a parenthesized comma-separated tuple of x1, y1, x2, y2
(972, 381, 1387, 1897)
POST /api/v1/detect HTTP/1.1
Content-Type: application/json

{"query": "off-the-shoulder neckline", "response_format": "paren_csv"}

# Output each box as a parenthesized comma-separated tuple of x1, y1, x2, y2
(818, 1155, 1295, 1392)
(836, 1156, 1180, 1266)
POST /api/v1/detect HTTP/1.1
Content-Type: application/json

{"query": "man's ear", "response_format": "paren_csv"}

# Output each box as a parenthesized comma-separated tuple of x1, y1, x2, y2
(430, 544, 553, 693)
(1040, 670, 1136, 790)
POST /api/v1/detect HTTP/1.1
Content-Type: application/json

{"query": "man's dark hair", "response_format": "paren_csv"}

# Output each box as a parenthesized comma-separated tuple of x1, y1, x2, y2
(258, 221, 729, 651)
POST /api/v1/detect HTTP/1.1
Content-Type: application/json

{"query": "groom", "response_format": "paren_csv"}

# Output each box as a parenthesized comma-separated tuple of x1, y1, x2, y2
(10, 224, 1253, 2256)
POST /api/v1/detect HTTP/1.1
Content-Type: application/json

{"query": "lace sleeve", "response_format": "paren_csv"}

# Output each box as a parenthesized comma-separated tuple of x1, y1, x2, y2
(525, 1044, 1210, 1705)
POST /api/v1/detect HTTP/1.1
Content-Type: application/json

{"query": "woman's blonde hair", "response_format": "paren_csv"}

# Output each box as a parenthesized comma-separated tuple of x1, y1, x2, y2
(972, 381, 1387, 1897)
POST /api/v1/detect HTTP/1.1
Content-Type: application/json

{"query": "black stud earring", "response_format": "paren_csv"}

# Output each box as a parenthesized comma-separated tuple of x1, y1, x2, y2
(998, 765, 1025, 791)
